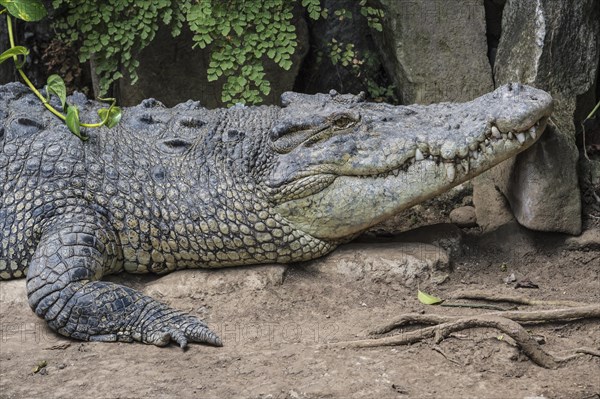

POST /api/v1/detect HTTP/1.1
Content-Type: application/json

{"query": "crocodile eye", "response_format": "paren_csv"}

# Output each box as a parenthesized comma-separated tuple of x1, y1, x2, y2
(179, 117, 205, 129)
(330, 113, 359, 130)
(9, 117, 44, 138)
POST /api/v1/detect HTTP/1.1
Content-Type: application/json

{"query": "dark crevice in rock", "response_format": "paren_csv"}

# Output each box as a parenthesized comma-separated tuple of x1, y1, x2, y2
(0, 18, 15, 85)
(484, 0, 506, 87)
(294, 0, 393, 101)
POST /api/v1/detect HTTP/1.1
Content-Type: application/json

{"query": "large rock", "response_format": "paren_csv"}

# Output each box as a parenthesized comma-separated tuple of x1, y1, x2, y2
(371, 0, 493, 104)
(507, 124, 581, 233)
(474, 0, 599, 235)
(142, 266, 288, 298)
(305, 242, 450, 287)
(118, 14, 309, 107)
(449, 206, 477, 228)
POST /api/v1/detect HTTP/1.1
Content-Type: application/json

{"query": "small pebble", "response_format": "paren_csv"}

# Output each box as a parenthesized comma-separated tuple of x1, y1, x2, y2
(450, 206, 477, 227)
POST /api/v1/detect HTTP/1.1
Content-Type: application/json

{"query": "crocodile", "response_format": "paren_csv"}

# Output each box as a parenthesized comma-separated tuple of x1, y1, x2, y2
(0, 82, 553, 347)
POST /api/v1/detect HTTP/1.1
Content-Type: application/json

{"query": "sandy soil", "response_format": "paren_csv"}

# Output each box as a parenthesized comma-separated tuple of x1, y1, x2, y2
(0, 206, 599, 399)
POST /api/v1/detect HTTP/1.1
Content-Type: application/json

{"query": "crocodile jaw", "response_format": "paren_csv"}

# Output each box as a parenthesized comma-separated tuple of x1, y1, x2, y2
(273, 95, 551, 240)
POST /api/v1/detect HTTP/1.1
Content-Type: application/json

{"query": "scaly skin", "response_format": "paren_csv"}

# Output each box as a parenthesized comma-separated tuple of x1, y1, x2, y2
(0, 82, 553, 347)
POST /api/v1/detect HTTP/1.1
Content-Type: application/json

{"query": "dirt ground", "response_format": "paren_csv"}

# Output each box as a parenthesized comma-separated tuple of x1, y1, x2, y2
(0, 197, 599, 399)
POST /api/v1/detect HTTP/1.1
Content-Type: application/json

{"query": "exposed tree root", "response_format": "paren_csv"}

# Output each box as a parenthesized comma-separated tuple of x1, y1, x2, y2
(367, 305, 600, 335)
(330, 304, 600, 369)
(449, 290, 587, 307)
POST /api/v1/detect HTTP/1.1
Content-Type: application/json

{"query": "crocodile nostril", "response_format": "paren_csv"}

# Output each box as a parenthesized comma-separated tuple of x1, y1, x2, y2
(157, 138, 193, 155)
(141, 98, 165, 108)
(223, 129, 245, 142)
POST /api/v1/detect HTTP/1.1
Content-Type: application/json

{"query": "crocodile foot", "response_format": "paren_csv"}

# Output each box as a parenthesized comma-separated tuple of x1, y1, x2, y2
(25, 214, 222, 348)
(85, 297, 222, 348)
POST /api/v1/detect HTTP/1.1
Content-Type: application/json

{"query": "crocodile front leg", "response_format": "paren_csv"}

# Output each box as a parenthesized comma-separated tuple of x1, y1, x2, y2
(25, 215, 221, 347)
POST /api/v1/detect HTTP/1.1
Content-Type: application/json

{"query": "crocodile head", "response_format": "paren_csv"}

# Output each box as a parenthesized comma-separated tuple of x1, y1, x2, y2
(260, 83, 553, 240)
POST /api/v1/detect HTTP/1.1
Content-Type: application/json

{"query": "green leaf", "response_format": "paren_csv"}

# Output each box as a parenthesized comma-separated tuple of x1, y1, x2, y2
(46, 74, 67, 110)
(0, 45, 28, 64)
(417, 290, 444, 305)
(372, 22, 383, 32)
(1, 0, 47, 21)
(233, 24, 243, 36)
(66, 105, 82, 138)
(97, 106, 122, 128)
(280, 59, 292, 71)
(220, 25, 231, 36)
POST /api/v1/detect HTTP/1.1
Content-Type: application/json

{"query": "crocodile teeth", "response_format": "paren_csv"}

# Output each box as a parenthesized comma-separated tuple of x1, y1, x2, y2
(491, 126, 501, 138)
(415, 148, 424, 161)
(470, 150, 479, 159)
(516, 132, 526, 144)
(445, 163, 456, 182)
(461, 159, 470, 173)
(457, 146, 469, 158)
(529, 126, 537, 140)
(508, 132, 514, 140)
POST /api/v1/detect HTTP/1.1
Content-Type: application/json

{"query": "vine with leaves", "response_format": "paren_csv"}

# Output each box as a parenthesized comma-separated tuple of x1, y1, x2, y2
(50, 0, 385, 106)
(0, 0, 122, 140)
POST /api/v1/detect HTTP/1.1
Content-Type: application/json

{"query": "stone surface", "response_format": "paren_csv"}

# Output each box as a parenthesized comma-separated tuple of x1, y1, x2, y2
(494, 0, 599, 98)
(476, 221, 537, 257)
(0, 279, 27, 305)
(474, 0, 600, 235)
(473, 161, 516, 232)
(565, 228, 600, 250)
(305, 242, 450, 287)
(508, 124, 582, 234)
(118, 15, 309, 107)
(371, 0, 493, 104)
(449, 206, 477, 228)
(142, 266, 288, 298)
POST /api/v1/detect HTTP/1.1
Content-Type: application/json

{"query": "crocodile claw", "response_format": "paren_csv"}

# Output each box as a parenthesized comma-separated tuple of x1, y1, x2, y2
(146, 318, 222, 348)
